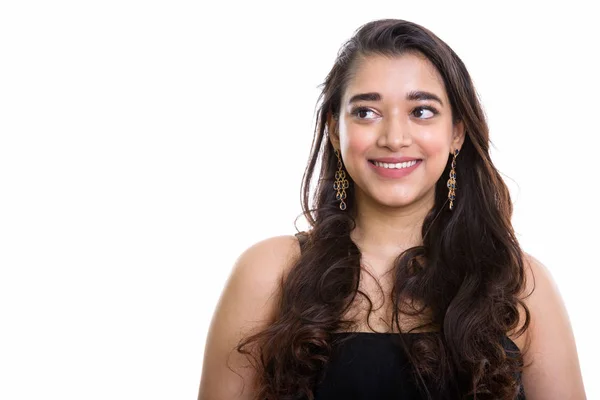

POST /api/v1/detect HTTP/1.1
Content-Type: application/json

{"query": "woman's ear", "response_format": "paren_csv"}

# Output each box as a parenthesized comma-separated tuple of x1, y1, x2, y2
(327, 113, 340, 150)
(452, 120, 466, 151)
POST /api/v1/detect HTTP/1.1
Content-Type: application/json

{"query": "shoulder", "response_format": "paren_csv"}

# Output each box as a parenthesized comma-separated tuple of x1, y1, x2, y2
(519, 252, 563, 338)
(509, 252, 559, 348)
(509, 252, 550, 346)
(511, 252, 586, 398)
(228, 234, 302, 297)
(198, 234, 302, 399)
(210, 233, 302, 335)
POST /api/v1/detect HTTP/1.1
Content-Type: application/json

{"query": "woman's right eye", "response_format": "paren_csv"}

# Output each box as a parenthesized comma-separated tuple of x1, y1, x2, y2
(350, 107, 378, 120)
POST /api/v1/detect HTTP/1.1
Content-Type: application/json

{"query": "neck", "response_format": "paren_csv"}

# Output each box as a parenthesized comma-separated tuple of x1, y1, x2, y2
(350, 188, 434, 260)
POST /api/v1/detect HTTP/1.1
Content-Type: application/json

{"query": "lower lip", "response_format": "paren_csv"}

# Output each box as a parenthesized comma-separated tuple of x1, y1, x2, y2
(368, 160, 422, 178)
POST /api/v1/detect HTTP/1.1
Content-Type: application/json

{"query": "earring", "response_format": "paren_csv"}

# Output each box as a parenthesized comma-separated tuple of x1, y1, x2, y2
(333, 149, 349, 210)
(447, 148, 459, 210)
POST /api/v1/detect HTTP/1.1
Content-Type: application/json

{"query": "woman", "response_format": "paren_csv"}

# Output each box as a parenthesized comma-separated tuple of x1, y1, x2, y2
(199, 19, 586, 399)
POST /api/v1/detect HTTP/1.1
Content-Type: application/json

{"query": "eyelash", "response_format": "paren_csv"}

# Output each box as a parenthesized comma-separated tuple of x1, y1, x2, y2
(350, 106, 439, 120)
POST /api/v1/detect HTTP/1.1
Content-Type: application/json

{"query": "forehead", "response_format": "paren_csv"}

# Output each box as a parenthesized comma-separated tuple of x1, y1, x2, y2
(343, 52, 448, 104)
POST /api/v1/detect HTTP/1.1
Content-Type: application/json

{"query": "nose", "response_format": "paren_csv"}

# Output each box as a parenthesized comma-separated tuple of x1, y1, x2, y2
(377, 116, 412, 150)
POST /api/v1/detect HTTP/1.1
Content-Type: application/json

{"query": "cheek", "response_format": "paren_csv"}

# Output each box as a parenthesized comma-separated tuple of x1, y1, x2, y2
(417, 133, 451, 177)
(339, 132, 372, 181)
(342, 130, 372, 155)
(418, 131, 451, 156)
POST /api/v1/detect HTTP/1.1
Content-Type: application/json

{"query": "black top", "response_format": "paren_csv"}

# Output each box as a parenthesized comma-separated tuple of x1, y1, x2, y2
(312, 331, 526, 399)
(294, 232, 526, 399)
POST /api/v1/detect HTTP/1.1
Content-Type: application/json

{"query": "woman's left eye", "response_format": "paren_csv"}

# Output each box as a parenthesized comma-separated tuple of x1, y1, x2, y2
(412, 106, 438, 119)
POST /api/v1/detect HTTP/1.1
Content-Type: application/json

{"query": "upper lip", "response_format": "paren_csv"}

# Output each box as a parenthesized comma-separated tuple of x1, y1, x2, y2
(370, 157, 422, 163)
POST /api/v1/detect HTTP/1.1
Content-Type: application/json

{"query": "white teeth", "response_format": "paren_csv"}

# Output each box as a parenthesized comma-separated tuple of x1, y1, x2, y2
(373, 160, 418, 169)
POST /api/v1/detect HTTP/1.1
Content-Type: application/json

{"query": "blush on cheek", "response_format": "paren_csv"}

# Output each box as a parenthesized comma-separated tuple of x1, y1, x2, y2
(418, 148, 450, 177)
(346, 135, 373, 154)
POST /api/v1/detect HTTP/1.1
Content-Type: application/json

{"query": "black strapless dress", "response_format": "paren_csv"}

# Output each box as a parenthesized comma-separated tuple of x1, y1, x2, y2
(312, 331, 526, 399)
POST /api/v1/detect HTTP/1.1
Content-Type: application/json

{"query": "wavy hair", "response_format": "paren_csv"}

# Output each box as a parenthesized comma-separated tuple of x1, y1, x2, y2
(236, 19, 531, 399)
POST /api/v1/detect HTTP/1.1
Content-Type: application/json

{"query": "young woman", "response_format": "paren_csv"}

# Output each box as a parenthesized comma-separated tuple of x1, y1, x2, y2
(199, 19, 586, 399)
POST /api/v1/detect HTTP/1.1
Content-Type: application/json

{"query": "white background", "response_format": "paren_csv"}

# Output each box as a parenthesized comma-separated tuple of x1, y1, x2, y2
(1, 1, 598, 399)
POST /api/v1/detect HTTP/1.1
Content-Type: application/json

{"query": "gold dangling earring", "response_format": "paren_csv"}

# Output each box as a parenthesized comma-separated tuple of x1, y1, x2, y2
(333, 149, 349, 210)
(447, 148, 459, 210)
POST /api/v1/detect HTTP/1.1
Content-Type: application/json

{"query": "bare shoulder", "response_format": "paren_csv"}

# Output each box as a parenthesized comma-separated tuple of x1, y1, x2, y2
(216, 235, 301, 302)
(508, 253, 550, 346)
(511, 252, 586, 399)
(198, 234, 301, 400)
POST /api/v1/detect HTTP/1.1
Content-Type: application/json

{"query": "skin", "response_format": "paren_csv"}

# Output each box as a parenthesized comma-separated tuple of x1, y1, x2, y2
(198, 53, 587, 399)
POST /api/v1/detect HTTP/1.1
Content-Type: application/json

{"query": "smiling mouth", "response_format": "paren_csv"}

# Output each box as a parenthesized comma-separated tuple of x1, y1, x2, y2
(368, 159, 421, 169)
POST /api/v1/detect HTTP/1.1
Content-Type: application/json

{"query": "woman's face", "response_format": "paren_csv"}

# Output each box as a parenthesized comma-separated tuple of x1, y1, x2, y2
(333, 52, 465, 210)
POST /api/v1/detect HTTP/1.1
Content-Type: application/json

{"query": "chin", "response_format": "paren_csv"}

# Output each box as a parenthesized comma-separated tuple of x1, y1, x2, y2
(377, 196, 416, 208)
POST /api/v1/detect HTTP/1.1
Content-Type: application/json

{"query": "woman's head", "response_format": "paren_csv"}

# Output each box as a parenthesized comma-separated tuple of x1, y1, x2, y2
(304, 19, 491, 223)
(334, 52, 465, 211)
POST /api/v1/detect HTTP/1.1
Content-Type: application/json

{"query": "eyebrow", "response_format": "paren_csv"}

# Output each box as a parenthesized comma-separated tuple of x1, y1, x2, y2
(348, 90, 444, 106)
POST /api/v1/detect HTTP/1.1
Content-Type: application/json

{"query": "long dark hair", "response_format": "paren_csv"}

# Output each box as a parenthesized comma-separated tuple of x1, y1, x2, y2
(236, 19, 531, 399)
